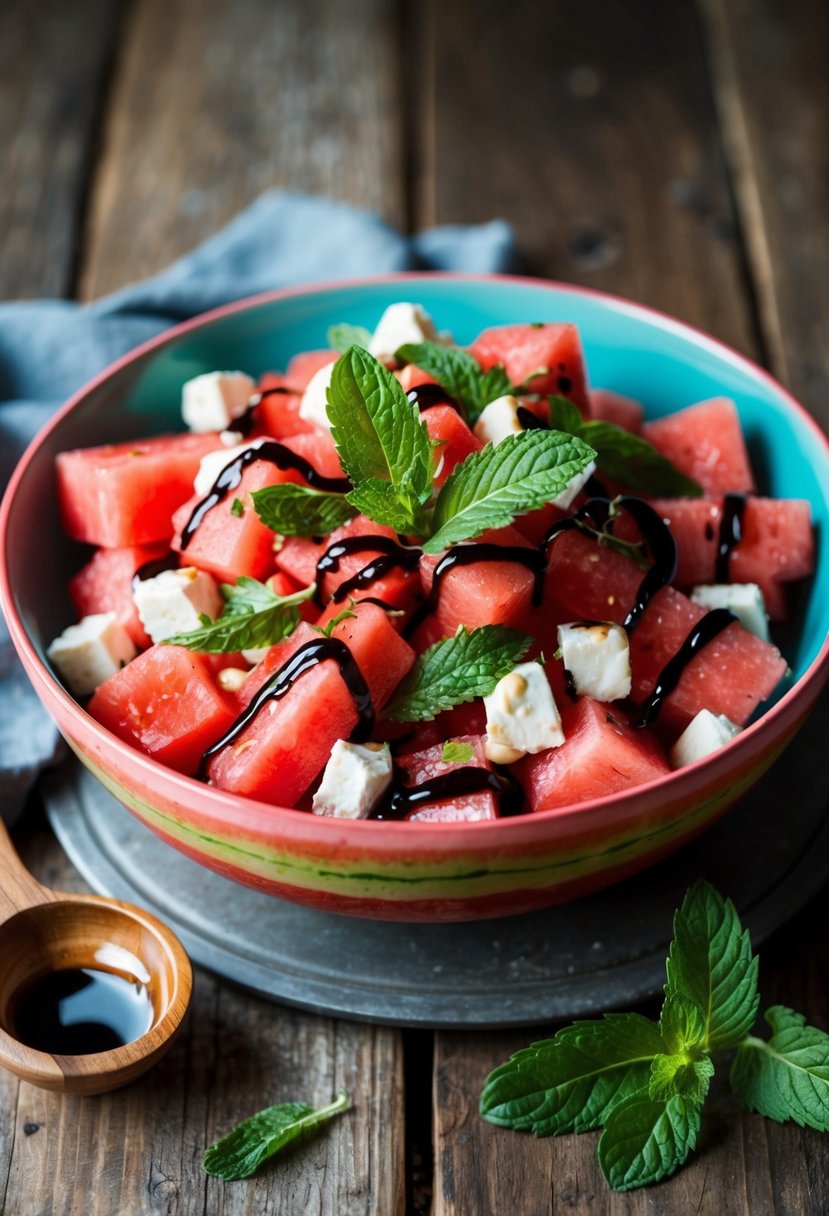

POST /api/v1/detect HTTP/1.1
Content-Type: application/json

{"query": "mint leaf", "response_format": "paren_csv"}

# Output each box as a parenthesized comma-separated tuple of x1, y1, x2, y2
(252, 483, 355, 537)
(203, 1089, 350, 1180)
(230, 497, 245, 518)
(665, 880, 759, 1052)
(649, 1053, 714, 1104)
(480, 1013, 663, 1136)
(384, 625, 532, 722)
(313, 604, 358, 638)
(441, 740, 475, 764)
(659, 992, 707, 1054)
(327, 322, 371, 353)
(396, 340, 511, 421)
(346, 478, 428, 535)
(730, 1006, 829, 1131)
(547, 394, 702, 498)
(165, 577, 315, 653)
(326, 347, 433, 530)
(423, 429, 596, 554)
(597, 1091, 700, 1191)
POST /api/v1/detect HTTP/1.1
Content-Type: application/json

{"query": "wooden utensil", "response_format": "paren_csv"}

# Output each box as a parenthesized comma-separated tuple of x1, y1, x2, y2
(0, 817, 192, 1094)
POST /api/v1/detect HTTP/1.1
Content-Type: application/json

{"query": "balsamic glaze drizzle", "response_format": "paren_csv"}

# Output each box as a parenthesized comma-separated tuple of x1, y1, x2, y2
(372, 766, 525, 820)
(132, 553, 181, 583)
(715, 493, 748, 583)
(180, 441, 351, 549)
(199, 637, 374, 777)
(315, 536, 420, 605)
(403, 543, 546, 638)
(516, 405, 546, 430)
(636, 608, 736, 726)
(407, 384, 462, 413)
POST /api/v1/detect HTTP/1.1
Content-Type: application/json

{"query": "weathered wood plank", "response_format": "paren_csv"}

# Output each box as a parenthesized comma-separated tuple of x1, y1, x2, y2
(699, 0, 829, 428)
(433, 889, 829, 1215)
(79, 0, 405, 299)
(5, 813, 406, 1215)
(410, 0, 754, 352)
(0, 0, 123, 300)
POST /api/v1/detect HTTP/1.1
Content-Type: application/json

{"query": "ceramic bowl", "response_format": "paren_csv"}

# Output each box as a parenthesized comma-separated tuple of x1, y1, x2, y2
(2, 275, 828, 922)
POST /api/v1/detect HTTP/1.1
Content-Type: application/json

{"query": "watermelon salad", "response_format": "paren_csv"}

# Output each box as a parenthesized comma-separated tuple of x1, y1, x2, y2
(47, 303, 815, 824)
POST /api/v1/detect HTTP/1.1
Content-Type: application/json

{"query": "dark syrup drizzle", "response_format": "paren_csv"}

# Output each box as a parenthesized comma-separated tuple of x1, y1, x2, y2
(516, 405, 546, 430)
(132, 553, 180, 583)
(406, 384, 462, 413)
(403, 543, 546, 638)
(315, 536, 420, 606)
(636, 608, 736, 726)
(180, 441, 351, 548)
(715, 492, 748, 582)
(198, 638, 374, 777)
(371, 766, 524, 820)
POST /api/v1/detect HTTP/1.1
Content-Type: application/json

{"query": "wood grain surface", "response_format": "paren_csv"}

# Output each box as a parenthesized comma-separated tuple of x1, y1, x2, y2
(2, 0, 828, 1211)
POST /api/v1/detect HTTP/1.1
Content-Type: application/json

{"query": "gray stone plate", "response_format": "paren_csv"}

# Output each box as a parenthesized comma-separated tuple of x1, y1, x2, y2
(42, 701, 828, 1028)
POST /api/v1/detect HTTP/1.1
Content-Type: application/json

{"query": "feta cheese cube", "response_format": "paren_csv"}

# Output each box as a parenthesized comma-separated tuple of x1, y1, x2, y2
(181, 371, 256, 433)
(557, 621, 632, 702)
(312, 740, 393, 819)
(298, 362, 335, 431)
(241, 647, 269, 666)
(474, 395, 524, 446)
(47, 613, 136, 697)
(483, 662, 564, 763)
(690, 583, 769, 641)
(670, 709, 741, 768)
(552, 458, 597, 510)
(369, 302, 447, 365)
(193, 438, 266, 496)
(132, 567, 223, 644)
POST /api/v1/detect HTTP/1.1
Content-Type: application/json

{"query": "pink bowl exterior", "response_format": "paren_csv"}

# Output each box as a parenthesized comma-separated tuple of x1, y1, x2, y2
(2, 273, 828, 922)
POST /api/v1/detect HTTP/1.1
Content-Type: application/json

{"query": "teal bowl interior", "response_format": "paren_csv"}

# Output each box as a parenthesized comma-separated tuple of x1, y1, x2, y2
(6, 274, 829, 700)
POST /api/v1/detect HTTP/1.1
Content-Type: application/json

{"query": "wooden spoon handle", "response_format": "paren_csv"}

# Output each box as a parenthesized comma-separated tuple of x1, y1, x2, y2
(0, 818, 50, 919)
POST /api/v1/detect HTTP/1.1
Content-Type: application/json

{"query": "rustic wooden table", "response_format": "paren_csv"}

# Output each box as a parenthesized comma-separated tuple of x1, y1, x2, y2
(2, 0, 829, 1211)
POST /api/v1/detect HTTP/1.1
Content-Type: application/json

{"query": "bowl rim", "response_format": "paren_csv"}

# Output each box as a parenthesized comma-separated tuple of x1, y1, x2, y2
(2, 270, 828, 843)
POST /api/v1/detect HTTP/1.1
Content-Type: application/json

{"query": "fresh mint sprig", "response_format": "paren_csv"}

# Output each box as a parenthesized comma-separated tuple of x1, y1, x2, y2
(384, 624, 532, 722)
(165, 577, 315, 653)
(547, 396, 703, 498)
(395, 340, 512, 423)
(203, 1089, 351, 1180)
(252, 483, 355, 537)
(480, 880, 829, 1191)
(327, 322, 372, 353)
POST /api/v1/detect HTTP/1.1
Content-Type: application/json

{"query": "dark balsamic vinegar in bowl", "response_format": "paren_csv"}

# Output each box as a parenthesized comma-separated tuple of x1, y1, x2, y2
(10, 966, 155, 1056)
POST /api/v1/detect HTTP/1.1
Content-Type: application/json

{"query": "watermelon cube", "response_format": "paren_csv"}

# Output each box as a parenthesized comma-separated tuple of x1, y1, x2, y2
(469, 322, 591, 414)
(590, 389, 644, 433)
(57, 433, 221, 548)
(394, 735, 499, 822)
(88, 645, 238, 774)
(516, 698, 671, 811)
(423, 406, 482, 487)
(642, 398, 755, 495)
(69, 543, 169, 650)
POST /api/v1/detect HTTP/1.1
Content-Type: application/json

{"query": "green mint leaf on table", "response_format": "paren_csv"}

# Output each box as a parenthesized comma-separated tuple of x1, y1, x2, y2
(648, 1053, 714, 1104)
(384, 625, 532, 722)
(252, 483, 355, 537)
(422, 429, 596, 555)
(202, 1089, 351, 1181)
(546, 395, 703, 498)
(327, 322, 372, 353)
(665, 879, 759, 1051)
(326, 346, 433, 531)
(597, 1091, 701, 1191)
(659, 992, 708, 1053)
(441, 740, 475, 764)
(395, 340, 511, 422)
(165, 577, 315, 653)
(730, 1006, 829, 1131)
(480, 1013, 664, 1136)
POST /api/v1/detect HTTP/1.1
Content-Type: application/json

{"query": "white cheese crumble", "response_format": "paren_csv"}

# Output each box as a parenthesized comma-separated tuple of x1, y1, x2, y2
(193, 438, 267, 497)
(483, 662, 564, 764)
(552, 458, 597, 510)
(473, 395, 524, 446)
(181, 371, 256, 433)
(312, 740, 394, 819)
(132, 567, 223, 644)
(298, 362, 335, 431)
(557, 621, 632, 702)
(690, 583, 769, 641)
(670, 709, 741, 768)
(47, 613, 136, 697)
(369, 302, 448, 365)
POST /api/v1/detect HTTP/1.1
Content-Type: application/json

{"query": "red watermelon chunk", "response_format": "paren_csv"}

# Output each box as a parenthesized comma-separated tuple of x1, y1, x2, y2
(469, 322, 591, 414)
(515, 698, 670, 811)
(253, 373, 312, 438)
(636, 497, 815, 621)
(423, 406, 482, 487)
(285, 349, 337, 389)
(88, 645, 238, 774)
(57, 432, 221, 548)
(69, 543, 169, 649)
(394, 735, 498, 822)
(642, 398, 755, 495)
(207, 602, 415, 806)
(590, 389, 644, 433)
(546, 530, 788, 733)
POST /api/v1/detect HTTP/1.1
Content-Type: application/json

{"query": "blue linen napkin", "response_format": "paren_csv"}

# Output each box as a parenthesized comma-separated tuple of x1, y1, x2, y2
(0, 191, 516, 823)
